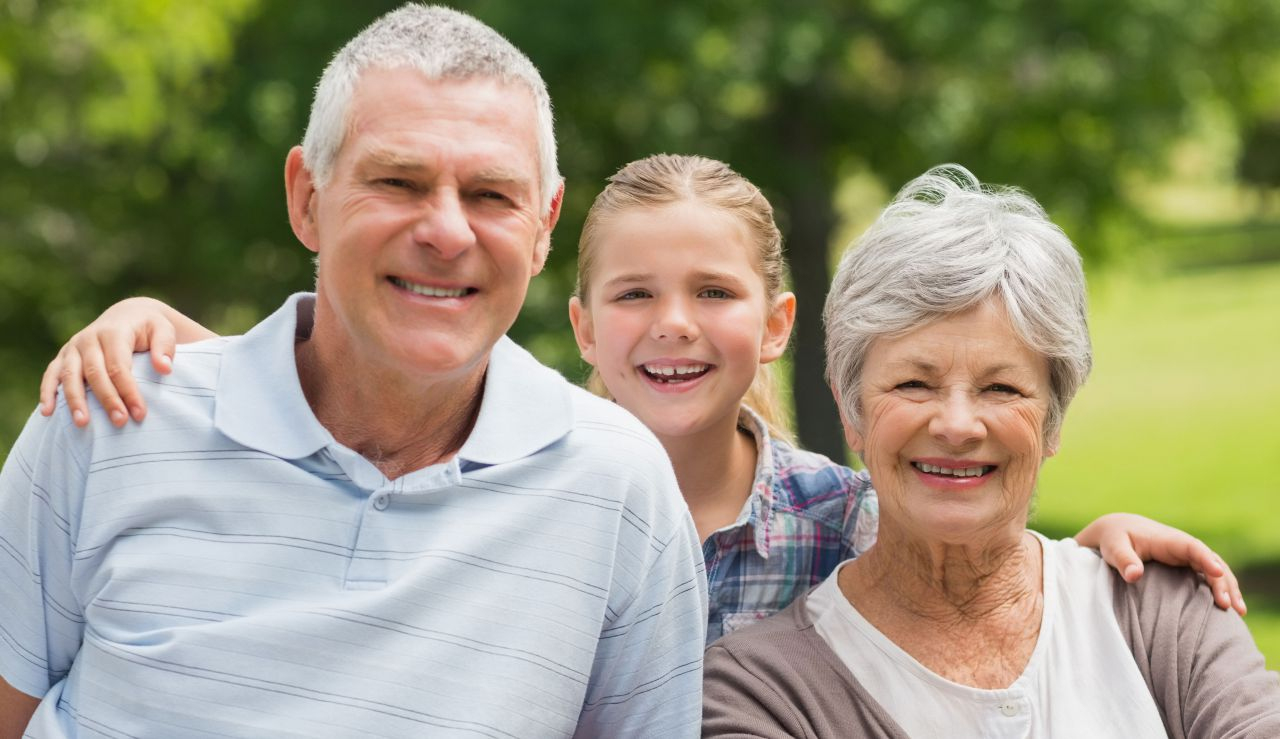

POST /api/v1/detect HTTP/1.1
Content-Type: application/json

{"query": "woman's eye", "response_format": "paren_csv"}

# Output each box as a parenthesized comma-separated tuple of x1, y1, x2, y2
(986, 383, 1022, 395)
(895, 380, 927, 390)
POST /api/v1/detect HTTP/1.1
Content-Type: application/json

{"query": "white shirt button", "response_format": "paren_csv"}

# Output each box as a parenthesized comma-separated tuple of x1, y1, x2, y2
(372, 494, 389, 511)
(999, 703, 1020, 717)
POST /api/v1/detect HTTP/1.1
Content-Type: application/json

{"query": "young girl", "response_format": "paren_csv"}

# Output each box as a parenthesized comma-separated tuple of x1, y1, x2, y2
(39, 154, 1244, 642)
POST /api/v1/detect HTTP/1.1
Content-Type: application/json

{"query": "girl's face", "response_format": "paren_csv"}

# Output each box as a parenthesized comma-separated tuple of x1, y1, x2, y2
(569, 201, 795, 443)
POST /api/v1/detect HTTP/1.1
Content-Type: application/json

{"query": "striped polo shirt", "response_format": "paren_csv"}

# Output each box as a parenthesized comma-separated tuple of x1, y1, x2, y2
(0, 293, 707, 738)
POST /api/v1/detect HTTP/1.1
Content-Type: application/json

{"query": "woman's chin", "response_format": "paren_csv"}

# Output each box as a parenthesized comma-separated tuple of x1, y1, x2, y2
(897, 504, 1025, 549)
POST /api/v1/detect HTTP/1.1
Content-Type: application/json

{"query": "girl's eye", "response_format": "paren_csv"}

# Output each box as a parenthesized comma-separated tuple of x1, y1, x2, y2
(617, 289, 651, 301)
(699, 288, 731, 299)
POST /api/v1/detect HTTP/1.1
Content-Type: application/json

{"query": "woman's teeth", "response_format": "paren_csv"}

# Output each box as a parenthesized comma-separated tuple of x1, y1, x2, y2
(913, 462, 994, 477)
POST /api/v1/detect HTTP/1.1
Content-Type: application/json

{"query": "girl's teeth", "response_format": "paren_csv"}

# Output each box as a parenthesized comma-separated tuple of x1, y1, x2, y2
(644, 364, 707, 376)
(642, 364, 710, 382)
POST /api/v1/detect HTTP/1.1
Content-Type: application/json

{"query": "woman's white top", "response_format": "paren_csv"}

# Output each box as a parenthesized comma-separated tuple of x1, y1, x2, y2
(807, 533, 1167, 738)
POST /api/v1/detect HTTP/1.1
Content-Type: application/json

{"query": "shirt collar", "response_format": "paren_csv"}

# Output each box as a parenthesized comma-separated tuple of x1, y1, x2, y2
(216, 293, 332, 459)
(215, 292, 575, 465)
(456, 335, 575, 465)
(735, 405, 778, 559)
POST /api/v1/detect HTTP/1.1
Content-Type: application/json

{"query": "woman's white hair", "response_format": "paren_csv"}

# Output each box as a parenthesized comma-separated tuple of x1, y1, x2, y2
(300, 4, 561, 214)
(823, 164, 1091, 439)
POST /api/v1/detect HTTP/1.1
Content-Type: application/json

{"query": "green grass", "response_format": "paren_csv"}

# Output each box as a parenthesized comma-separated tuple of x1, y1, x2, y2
(1034, 261, 1280, 669)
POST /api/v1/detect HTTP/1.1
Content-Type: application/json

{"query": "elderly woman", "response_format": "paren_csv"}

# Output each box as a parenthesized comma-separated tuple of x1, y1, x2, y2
(702, 166, 1280, 738)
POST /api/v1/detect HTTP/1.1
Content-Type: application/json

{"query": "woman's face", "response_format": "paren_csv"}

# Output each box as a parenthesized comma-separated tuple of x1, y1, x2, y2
(844, 298, 1058, 545)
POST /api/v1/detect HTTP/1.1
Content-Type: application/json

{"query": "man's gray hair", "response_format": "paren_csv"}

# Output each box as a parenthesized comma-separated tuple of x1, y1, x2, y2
(823, 164, 1091, 439)
(301, 4, 560, 213)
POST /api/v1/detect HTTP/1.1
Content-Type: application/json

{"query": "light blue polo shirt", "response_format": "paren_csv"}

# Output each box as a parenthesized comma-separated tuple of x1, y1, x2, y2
(0, 293, 707, 738)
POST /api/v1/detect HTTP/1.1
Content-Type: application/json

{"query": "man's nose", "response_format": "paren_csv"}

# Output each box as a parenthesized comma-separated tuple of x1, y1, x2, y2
(411, 191, 476, 259)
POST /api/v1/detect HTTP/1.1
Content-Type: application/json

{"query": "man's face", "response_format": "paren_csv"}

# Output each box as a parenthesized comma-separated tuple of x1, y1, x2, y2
(291, 67, 558, 387)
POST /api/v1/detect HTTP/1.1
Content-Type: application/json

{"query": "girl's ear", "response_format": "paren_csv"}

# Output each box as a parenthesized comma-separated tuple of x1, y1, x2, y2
(759, 291, 797, 364)
(567, 296, 598, 366)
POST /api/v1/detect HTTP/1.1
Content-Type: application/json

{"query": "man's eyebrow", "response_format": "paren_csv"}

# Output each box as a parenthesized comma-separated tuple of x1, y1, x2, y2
(472, 166, 535, 189)
(365, 150, 428, 170)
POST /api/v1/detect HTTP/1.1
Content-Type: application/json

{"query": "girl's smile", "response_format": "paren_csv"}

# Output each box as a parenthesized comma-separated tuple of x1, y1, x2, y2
(569, 200, 794, 444)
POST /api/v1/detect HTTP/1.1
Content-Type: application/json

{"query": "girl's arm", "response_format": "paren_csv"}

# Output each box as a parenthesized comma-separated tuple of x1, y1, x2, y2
(38, 297, 217, 428)
(1076, 512, 1244, 615)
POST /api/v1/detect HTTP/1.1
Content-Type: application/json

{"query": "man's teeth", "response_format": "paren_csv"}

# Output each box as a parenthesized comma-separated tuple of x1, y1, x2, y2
(915, 462, 992, 477)
(644, 364, 708, 376)
(390, 277, 468, 297)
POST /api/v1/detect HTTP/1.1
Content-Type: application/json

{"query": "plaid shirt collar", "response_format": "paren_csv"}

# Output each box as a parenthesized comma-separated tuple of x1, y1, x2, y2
(725, 406, 778, 560)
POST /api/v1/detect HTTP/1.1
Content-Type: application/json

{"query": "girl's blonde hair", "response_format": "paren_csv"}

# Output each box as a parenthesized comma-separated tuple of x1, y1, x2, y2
(574, 154, 794, 442)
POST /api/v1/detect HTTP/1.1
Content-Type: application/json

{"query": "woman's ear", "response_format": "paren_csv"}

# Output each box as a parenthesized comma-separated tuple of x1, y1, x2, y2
(831, 384, 865, 453)
(1044, 428, 1061, 459)
(759, 291, 797, 363)
(567, 296, 597, 366)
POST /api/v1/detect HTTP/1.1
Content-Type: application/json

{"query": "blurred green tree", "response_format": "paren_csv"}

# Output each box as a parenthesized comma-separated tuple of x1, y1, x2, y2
(2, 0, 1278, 456)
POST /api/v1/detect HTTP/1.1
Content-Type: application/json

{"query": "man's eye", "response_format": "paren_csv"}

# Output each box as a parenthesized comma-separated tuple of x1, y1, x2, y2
(378, 178, 414, 189)
(477, 190, 510, 202)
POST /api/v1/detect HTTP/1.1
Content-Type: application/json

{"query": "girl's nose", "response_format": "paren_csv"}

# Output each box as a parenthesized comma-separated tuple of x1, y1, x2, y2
(650, 297, 697, 341)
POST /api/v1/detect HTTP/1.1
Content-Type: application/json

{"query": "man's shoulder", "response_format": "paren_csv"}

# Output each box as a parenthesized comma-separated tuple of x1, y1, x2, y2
(116, 336, 235, 414)
(157, 336, 235, 384)
(565, 385, 663, 448)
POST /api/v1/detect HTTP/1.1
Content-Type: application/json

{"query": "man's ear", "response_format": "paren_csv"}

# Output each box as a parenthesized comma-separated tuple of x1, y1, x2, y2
(285, 146, 320, 253)
(759, 291, 797, 364)
(567, 295, 597, 366)
(531, 180, 565, 275)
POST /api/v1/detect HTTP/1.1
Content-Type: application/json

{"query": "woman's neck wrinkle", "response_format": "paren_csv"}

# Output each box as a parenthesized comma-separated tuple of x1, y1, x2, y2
(852, 532, 1041, 624)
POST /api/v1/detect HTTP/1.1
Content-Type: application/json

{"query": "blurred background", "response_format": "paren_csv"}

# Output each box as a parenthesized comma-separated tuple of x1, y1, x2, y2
(1, 0, 1277, 663)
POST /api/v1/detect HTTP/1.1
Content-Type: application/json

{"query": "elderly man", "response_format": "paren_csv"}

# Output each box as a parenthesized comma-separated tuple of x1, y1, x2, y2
(0, 5, 706, 737)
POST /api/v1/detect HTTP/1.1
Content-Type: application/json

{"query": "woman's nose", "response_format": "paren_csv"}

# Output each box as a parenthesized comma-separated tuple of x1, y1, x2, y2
(928, 392, 987, 447)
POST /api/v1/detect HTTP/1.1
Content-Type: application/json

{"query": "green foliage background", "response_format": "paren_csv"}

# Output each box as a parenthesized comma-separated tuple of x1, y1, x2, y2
(2, 0, 1278, 663)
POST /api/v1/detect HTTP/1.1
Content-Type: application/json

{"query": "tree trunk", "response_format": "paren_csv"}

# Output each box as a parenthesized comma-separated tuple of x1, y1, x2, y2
(774, 103, 847, 463)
